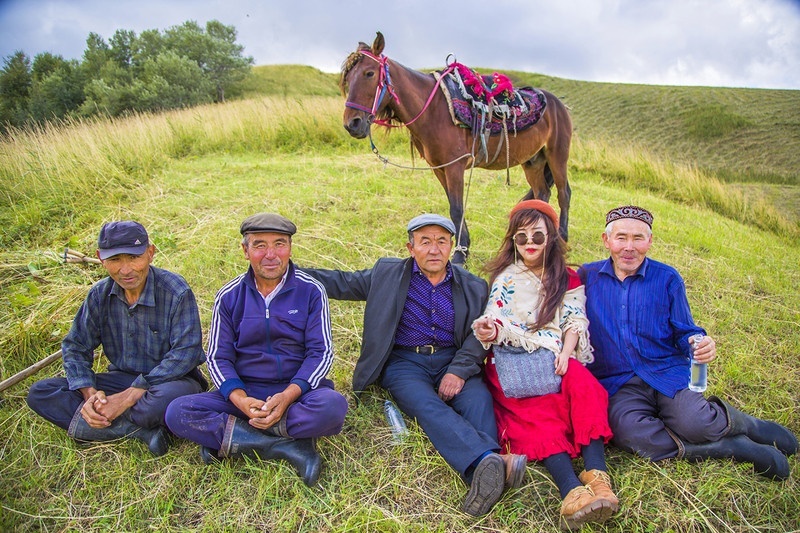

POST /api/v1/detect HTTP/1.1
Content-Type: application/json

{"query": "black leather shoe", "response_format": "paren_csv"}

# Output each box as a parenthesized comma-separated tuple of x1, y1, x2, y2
(462, 453, 505, 516)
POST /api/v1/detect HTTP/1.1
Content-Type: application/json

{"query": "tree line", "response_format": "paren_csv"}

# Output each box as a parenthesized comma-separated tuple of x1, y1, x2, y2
(0, 20, 253, 132)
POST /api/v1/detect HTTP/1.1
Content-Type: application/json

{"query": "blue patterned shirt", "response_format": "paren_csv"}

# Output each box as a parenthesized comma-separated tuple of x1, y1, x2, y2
(61, 266, 204, 391)
(578, 257, 705, 398)
(394, 261, 456, 347)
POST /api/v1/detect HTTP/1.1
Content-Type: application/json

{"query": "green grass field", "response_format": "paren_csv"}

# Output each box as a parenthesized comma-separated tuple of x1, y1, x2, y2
(0, 67, 798, 532)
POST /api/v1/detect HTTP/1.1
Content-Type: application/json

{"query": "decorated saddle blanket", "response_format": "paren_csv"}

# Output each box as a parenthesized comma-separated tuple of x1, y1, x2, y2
(435, 63, 547, 135)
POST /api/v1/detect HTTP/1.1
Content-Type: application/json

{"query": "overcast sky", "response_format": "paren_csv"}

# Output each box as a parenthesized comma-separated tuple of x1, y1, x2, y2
(1, 0, 799, 90)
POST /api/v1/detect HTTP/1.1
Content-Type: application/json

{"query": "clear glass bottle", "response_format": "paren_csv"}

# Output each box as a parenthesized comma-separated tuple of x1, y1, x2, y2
(688, 334, 707, 393)
(383, 400, 408, 443)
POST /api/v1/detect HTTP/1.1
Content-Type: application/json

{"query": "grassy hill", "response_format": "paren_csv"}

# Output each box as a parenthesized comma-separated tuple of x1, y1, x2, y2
(0, 67, 798, 532)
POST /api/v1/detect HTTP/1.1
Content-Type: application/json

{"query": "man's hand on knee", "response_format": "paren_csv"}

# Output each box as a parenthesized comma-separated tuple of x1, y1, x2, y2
(80, 389, 111, 428)
(438, 373, 465, 401)
(92, 387, 145, 425)
(249, 384, 301, 430)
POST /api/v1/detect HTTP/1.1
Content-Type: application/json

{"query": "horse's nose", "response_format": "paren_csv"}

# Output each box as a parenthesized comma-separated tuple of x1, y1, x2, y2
(344, 116, 368, 139)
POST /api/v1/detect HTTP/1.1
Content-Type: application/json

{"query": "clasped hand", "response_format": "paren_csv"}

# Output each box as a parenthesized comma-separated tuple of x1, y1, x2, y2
(230, 386, 300, 431)
(80, 387, 144, 428)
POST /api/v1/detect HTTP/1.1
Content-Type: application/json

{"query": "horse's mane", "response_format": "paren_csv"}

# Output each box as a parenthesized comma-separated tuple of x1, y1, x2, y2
(339, 42, 400, 126)
(338, 42, 370, 97)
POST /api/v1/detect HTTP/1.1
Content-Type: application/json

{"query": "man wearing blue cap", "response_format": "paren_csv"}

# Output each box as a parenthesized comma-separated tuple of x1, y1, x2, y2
(26, 221, 206, 456)
(302, 214, 526, 516)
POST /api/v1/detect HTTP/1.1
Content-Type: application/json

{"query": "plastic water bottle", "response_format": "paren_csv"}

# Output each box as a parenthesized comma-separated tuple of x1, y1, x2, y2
(688, 334, 707, 393)
(383, 400, 409, 443)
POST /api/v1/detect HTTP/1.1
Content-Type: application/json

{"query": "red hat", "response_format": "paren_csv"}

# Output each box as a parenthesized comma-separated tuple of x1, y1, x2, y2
(509, 200, 559, 228)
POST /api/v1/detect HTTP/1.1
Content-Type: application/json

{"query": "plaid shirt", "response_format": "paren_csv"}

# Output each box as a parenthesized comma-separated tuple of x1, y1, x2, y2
(61, 266, 204, 391)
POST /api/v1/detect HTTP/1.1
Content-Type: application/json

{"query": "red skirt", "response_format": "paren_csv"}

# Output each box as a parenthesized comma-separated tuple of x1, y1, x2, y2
(485, 354, 612, 461)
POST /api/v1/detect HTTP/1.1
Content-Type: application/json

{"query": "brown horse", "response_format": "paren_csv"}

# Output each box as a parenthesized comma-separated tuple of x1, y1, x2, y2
(340, 32, 573, 265)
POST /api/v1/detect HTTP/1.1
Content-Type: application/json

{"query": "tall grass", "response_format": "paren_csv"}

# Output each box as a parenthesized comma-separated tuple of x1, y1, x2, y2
(2, 93, 796, 249)
(571, 138, 798, 236)
(0, 97, 383, 246)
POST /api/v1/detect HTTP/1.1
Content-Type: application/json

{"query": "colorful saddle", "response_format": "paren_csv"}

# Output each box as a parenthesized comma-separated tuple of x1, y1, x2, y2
(435, 63, 547, 135)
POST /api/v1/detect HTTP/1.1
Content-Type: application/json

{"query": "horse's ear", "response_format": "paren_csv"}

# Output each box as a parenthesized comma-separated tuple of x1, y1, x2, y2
(372, 31, 385, 56)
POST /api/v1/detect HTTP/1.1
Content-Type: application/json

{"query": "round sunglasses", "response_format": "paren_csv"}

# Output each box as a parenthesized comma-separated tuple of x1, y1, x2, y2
(513, 230, 547, 246)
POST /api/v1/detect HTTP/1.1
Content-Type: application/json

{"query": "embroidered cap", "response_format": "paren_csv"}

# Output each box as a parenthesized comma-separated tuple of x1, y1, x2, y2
(407, 214, 456, 235)
(240, 213, 297, 236)
(509, 200, 558, 228)
(605, 205, 654, 228)
(97, 221, 149, 260)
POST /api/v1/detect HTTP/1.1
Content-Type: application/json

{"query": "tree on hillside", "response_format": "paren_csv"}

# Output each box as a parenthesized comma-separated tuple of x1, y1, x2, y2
(0, 51, 33, 126)
(28, 53, 84, 122)
(80, 32, 110, 80)
(0, 19, 252, 130)
(164, 20, 253, 102)
(109, 29, 137, 69)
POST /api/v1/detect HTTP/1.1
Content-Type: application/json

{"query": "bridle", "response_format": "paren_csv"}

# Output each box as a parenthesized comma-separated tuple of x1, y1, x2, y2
(344, 50, 454, 128)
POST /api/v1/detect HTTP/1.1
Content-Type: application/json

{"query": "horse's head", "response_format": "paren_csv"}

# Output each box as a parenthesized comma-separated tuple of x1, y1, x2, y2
(340, 32, 393, 139)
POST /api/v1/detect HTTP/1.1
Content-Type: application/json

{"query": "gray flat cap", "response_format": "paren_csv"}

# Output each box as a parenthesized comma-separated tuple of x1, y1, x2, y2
(407, 214, 456, 235)
(240, 213, 297, 236)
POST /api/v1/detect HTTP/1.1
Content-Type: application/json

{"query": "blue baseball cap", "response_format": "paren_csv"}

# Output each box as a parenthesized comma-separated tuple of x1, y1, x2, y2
(407, 214, 456, 235)
(97, 221, 149, 260)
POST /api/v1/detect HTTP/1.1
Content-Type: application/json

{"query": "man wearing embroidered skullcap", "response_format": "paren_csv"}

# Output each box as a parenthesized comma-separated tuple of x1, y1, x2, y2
(578, 205, 797, 480)
(300, 213, 526, 516)
(165, 213, 347, 487)
(26, 221, 206, 456)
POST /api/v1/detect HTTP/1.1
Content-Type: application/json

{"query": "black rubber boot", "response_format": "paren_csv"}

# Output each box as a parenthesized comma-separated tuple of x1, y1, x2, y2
(219, 415, 321, 487)
(677, 434, 790, 481)
(67, 403, 170, 456)
(709, 395, 799, 457)
(200, 446, 220, 465)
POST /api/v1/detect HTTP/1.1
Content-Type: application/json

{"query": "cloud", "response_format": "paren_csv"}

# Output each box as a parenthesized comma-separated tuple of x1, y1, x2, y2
(1, 0, 798, 89)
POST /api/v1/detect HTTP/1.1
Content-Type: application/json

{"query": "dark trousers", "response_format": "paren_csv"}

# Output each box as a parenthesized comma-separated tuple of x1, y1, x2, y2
(26, 371, 204, 430)
(164, 378, 348, 449)
(608, 375, 729, 461)
(381, 347, 499, 476)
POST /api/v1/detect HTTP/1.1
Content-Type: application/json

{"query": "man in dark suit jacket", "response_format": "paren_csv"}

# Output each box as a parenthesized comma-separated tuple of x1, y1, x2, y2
(303, 214, 525, 517)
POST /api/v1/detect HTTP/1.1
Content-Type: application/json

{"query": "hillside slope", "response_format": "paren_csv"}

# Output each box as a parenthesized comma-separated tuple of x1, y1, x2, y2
(238, 65, 800, 207)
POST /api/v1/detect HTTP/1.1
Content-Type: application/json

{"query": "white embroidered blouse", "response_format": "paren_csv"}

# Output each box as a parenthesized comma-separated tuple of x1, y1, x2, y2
(475, 261, 594, 364)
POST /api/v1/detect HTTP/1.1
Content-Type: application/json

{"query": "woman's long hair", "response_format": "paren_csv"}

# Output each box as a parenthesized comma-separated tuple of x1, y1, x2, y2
(483, 208, 569, 332)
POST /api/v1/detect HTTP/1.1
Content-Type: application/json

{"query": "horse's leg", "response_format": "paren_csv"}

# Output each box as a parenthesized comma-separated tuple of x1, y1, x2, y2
(522, 149, 551, 202)
(546, 151, 571, 242)
(433, 165, 469, 266)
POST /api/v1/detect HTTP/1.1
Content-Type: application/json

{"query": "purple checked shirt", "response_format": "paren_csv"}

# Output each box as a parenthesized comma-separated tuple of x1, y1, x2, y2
(393, 261, 456, 347)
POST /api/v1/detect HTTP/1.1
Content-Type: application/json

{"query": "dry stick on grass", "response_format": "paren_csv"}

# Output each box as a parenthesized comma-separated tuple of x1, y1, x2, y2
(64, 248, 101, 265)
(0, 349, 63, 394)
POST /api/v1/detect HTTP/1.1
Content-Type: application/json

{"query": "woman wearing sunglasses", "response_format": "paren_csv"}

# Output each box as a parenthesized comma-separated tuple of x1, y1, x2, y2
(472, 200, 618, 530)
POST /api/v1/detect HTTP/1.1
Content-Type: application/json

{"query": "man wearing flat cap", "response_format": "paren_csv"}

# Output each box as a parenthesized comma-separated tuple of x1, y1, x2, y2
(26, 221, 206, 456)
(301, 213, 525, 516)
(579, 205, 797, 480)
(165, 213, 347, 487)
